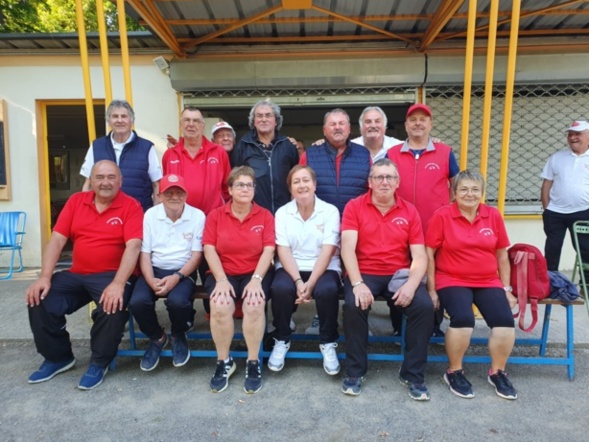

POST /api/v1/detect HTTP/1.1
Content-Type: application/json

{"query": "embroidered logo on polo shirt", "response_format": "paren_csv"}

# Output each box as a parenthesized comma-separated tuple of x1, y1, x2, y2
(106, 217, 123, 225)
(479, 228, 494, 236)
(391, 217, 409, 225)
(251, 225, 265, 234)
(316, 223, 324, 233)
(169, 160, 180, 164)
(424, 163, 441, 170)
(183, 232, 193, 241)
(208, 158, 219, 164)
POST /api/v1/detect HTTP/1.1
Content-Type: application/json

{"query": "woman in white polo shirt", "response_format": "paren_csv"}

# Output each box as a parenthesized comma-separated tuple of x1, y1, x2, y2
(269, 165, 342, 375)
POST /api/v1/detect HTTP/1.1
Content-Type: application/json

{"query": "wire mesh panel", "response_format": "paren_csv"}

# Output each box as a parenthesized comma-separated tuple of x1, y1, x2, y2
(427, 84, 589, 214)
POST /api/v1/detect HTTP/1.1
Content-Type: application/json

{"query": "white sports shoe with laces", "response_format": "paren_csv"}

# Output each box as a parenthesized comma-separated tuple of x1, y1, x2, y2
(320, 342, 340, 375)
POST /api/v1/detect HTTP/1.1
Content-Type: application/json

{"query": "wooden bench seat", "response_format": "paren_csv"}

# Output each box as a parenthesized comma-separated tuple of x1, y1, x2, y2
(116, 286, 584, 380)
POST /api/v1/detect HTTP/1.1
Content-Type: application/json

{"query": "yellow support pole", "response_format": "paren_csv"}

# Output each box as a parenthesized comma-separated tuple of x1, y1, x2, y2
(480, 0, 500, 188)
(460, 0, 478, 170)
(497, 0, 522, 216)
(96, 0, 113, 106)
(75, 0, 96, 143)
(116, 0, 133, 106)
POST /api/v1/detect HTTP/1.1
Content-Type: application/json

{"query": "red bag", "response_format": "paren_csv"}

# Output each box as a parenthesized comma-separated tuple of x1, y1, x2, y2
(508, 243, 550, 332)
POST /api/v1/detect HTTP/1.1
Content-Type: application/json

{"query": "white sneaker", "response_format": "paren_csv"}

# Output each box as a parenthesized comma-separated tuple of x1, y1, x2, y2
(268, 339, 290, 372)
(319, 342, 340, 375)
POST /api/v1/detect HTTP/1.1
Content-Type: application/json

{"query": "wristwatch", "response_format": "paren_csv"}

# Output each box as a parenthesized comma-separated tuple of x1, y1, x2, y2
(174, 271, 186, 281)
(503, 285, 513, 292)
(252, 274, 263, 281)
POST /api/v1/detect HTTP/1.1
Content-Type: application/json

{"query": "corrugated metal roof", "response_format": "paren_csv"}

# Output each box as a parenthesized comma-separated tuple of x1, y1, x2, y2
(1, 0, 588, 56)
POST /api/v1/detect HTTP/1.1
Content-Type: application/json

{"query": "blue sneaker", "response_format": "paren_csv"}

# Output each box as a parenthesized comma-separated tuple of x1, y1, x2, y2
(140, 333, 168, 372)
(341, 376, 365, 396)
(78, 364, 108, 390)
(171, 333, 190, 368)
(244, 360, 263, 394)
(28, 358, 76, 384)
(399, 374, 430, 401)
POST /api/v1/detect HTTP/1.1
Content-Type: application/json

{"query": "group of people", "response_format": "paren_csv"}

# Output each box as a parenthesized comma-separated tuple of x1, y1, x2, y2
(26, 97, 588, 400)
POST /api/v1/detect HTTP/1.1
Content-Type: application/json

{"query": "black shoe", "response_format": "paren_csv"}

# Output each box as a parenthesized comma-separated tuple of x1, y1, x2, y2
(210, 358, 236, 393)
(488, 370, 517, 400)
(443, 369, 474, 398)
(244, 360, 263, 394)
(171, 334, 190, 367)
(341, 376, 365, 396)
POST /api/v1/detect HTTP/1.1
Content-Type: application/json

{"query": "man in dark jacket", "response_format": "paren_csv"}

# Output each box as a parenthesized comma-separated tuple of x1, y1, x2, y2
(80, 99, 162, 211)
(231, 99, 299, 214)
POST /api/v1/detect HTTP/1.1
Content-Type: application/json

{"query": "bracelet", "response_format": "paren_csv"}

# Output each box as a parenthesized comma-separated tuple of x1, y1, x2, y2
(252, 274, 263, 281)
(216, 278, 228, 284)
(352, 280, 364, 288)
(174, 271, 186, 281)
(294, 278, 302, 284)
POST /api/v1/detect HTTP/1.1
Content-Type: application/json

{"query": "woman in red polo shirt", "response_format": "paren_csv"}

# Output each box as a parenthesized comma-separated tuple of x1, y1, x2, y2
(203, 166, 275, 395)
(425, 169, 518, 401)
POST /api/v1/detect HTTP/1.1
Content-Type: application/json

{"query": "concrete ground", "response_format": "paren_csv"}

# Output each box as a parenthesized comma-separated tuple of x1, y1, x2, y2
(1, 269, 589, 442)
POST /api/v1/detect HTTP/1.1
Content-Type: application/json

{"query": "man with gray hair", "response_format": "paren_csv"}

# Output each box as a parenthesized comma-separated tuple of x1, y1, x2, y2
(80, 99, 162, 211)
(352, 106, 402, 161)
(231, 99, 299, 214)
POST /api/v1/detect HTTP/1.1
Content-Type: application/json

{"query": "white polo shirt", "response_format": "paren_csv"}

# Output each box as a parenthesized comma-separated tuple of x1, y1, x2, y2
(352, 134, 402, 161)
(275, 196, 341, 273)
(142, 203, 205, 270)
(541, 148, 589, 213)
(79, 132, 162, 181)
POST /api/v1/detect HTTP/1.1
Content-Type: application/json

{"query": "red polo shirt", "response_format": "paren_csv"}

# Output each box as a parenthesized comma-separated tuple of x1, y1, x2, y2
(54, 191, 143, 275)
(162, 136, 231, 215)
(425, 202, 510, 289)
(342, 191, 424, 275)
(203, 202, 275, 275)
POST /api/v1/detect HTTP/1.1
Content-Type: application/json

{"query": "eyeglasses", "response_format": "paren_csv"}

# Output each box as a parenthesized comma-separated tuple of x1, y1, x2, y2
(369, 175, 399, 183)
(254, 113, 275, 120)
(456, 187, 482, 196)
(182, 118, 205, 125)
(233, 182, 256, 190)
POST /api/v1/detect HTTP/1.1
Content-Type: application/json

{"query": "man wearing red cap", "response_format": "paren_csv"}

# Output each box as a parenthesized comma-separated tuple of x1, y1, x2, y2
(387, 103, 459, 336)
(128, 174, 206, 371)
(541, 120, 589, 277)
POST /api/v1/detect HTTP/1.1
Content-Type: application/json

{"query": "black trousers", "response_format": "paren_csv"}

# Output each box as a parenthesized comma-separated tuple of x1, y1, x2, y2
(28, 270, 135, 367)
(343, 274, 434, 383)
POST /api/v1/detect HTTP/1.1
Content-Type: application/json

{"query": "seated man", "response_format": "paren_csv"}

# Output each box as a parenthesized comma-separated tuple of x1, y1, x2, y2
(26, 160, 143, 390)
(129, 174, 205, 371)
(340, 158, 434, 399)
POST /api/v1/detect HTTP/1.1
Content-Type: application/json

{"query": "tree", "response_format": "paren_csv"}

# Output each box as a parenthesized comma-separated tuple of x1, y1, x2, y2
(0, 0, 144, 33)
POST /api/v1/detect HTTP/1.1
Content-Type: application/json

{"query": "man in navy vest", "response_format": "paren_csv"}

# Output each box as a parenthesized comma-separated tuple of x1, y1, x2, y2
(80, 100, 162, 212)
(300, 108, 371, 215)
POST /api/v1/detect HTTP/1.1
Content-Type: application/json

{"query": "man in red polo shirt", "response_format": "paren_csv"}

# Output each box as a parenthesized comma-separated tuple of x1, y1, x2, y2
(340, 158, 434, 399)
(26, 160, 143, 390)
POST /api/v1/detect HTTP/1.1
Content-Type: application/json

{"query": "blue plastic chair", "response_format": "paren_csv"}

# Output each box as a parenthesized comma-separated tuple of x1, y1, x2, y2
(0, 211, 27, 280)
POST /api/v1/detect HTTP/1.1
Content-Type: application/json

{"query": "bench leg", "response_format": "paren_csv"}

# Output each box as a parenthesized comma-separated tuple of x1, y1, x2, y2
(566, 304, 575, 381)
(539, 304, 552, 357)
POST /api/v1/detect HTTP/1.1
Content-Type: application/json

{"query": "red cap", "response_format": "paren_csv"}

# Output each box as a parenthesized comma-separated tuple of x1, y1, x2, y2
(159, 174, 187, 194)
(406, 103, 432, 118)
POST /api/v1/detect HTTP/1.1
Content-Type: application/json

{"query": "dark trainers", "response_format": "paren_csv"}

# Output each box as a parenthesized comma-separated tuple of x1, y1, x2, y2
(399, 375, 431, 401)
(210, 358, 236, 393)
(78, 364, 108, 390)
(28, 358, 76, 384)
(341, 376, 365, 396)
(244, 360, 263, 394)
(443, 369, 475, 399)
(488, 370, 517, 400)
(140, 333, 168, 372)
(171, 334, 190, 368)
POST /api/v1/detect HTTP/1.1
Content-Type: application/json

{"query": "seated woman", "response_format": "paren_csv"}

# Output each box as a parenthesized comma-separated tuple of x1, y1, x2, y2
(269, 165, 341, 375)
(425, 169, 518, 400)
(203, 166, 275, 394)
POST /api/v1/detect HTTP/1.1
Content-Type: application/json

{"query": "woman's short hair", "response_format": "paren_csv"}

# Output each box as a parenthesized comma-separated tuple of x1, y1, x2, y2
(453, 169, 486, 194)
(286, 165, 317, 189)
(228, 166, 256, 187)
(248, 99, 284, 131)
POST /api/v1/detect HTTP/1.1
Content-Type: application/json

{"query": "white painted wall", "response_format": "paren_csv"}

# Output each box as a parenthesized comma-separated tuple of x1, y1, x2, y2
(0, 54, 178, 267)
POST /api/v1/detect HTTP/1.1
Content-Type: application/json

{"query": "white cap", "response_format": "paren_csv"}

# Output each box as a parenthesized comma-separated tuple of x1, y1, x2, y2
(563, 120, 589, 132)
(211, 121, 235, 137)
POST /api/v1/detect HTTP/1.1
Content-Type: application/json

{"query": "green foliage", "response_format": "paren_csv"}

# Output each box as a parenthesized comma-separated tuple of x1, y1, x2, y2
(0, 0, 144, 33)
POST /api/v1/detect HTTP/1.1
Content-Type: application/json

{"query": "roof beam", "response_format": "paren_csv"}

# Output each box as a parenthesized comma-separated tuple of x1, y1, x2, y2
(182, 5, 283, 51)
(421, 0, 465, 50)
(310, 4, 416, 46)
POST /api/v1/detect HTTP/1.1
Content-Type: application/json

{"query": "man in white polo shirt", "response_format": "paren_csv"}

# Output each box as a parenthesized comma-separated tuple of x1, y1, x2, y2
(541, 119, 589, 278)
(128, 174, 205, 371)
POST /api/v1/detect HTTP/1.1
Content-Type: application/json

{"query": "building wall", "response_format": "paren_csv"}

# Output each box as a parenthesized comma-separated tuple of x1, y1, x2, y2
(0, 54, 178, 266)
